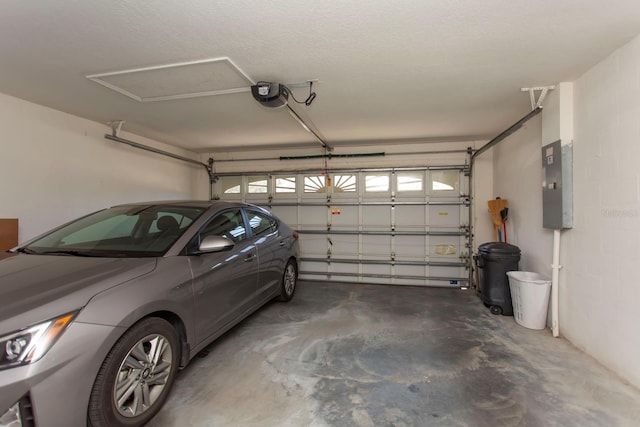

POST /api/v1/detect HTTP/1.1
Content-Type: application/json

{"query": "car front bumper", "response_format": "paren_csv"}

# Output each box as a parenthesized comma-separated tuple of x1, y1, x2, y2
(0, 322, 124, 427)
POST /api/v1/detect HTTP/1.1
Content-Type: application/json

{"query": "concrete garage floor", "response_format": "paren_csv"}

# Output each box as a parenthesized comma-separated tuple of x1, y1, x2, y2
(148, 281, 640, 427)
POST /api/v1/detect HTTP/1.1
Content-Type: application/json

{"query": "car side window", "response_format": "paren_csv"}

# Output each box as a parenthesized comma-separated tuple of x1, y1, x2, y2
(246, 210, 278, 237)
(200, 209, 247, 243)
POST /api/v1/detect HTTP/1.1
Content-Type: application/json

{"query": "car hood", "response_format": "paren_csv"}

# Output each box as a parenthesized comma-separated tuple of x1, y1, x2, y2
(0, 254, 156, 333)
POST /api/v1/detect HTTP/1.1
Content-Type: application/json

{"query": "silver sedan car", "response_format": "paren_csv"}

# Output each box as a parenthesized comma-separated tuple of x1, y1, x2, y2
(0, 201, 299, 427)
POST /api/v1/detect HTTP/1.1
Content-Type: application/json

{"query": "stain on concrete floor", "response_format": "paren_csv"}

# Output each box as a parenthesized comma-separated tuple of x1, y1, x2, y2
(147, 282, 640, 427)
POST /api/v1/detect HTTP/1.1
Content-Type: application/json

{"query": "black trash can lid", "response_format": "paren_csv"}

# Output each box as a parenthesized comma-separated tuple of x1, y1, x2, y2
(478, 242, 521, 255)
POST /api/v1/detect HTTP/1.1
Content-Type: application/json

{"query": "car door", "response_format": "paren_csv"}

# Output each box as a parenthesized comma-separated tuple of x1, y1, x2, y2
(244, 208, 287, 300)
(188, 208, 258, 344)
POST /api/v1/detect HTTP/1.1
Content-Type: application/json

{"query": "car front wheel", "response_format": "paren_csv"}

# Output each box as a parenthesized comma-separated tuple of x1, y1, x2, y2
(88, 317, 179, 427)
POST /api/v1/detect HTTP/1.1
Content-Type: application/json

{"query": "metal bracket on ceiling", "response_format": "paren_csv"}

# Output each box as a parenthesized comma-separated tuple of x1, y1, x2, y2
(521, 86, 556, 110)
(108, 120, 126, 137)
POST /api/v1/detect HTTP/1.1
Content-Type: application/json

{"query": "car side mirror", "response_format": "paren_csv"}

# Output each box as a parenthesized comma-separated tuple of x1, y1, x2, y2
(198, 235, 235, 254)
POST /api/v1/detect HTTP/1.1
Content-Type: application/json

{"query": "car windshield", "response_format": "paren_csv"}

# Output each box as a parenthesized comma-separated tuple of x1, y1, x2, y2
(24, 205, 205, 257)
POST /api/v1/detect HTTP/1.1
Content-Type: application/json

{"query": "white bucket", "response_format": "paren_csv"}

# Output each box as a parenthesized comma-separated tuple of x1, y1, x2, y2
(506, 271, 551, 330)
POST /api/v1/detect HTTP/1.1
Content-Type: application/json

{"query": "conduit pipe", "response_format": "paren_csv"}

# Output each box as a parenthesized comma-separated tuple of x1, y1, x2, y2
(551, 229, 561, 337)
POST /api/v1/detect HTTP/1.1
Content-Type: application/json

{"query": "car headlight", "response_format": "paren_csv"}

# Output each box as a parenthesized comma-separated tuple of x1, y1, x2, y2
(0, 312, 77, 370)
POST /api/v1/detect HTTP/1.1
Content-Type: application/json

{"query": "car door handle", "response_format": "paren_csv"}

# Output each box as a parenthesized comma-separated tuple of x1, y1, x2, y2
(279, 240, 286, 247)
(244, 253, 256, 262)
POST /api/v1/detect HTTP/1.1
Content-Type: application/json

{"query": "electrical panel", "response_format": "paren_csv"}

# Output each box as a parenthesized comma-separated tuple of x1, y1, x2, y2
(542, 140, 573, 229)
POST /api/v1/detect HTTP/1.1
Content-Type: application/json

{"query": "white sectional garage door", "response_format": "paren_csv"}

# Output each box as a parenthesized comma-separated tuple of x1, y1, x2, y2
(213, 166, 470, 287)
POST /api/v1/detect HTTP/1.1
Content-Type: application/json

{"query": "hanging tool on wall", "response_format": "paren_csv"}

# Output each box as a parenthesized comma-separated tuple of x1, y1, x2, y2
(500, 206, 509, 243)
(488, 198, 508, 242)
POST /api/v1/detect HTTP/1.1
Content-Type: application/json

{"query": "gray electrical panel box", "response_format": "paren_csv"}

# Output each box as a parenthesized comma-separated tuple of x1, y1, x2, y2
(542, 140, 573, 229)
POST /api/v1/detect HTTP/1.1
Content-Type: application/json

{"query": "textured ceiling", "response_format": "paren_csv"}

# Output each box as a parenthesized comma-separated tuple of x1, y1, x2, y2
(0, 1, 639, 153)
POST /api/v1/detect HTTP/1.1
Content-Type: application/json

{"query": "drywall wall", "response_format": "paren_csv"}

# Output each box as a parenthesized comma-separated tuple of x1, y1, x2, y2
(0, 92, 207, 242)
(472, 153, 495, 249)
(489, 115, 554, 276)
(492, 34, 640, 389)
(565, 34, 640, 388)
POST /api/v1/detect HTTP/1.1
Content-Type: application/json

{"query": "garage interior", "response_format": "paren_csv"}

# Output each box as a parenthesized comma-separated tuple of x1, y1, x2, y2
(1, 1, 640, 426)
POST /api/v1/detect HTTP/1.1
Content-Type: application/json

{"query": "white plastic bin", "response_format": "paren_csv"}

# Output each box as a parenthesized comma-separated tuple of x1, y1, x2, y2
(506, 271, 551, 330)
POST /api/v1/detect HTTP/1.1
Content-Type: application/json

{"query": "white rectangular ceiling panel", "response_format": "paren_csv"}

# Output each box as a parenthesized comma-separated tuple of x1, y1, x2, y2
(86, 57, 255, 102)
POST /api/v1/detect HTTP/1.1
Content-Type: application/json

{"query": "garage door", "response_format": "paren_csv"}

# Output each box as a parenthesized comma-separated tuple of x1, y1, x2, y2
(213, 166, 470, 287)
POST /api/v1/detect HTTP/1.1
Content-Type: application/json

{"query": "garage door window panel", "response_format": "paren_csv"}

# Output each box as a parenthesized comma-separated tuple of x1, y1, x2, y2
(430, 170, 460, 193)
(364, 174, 390, 194)
(332, 175, 357, 194)
(220, 176, 243, 197)
(275, 176, 296, 194)
(397, 172, 424, 193)
(244, 175, 272, 204)
(304, 175, 326, 195)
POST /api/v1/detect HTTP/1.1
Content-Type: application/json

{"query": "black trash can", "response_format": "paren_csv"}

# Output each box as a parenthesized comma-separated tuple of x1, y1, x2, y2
(475, 242, 521, 316)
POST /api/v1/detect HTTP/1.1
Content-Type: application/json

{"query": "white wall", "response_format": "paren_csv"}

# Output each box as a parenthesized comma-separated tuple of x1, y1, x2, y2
(0, 92, 207, 242)
(471, 153, 495, 249)
(489, 115, 554, 275)
(565, 34, 640, 388)
(492, 34, 640, 389)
